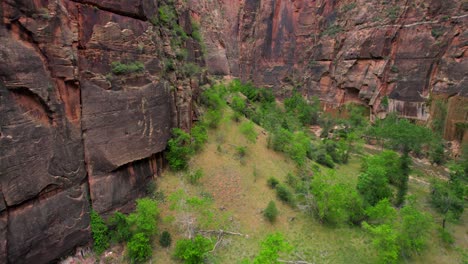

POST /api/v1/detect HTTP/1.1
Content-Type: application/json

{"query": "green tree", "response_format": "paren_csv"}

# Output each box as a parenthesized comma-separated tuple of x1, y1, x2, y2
(127, 198, 159, 235)
(399, 200, 432, 257)
(363, 223, 400, 264)
(264, 201, 279, 223)
(365, 198, 397, 225)
(361, 150, 401, 185)
(252, 233, 293, 264)
(395, 153, 411, 206)
(311, 172, 364, 225)
(430, 165, 465, 228)
(90, 210, 109, 255)
(167, 128, 194, 170)
(357, 166, 393, 206)
(127, 233, 152, 263)
(174, 235, 213, 264)
(159, 231, 172, 248)
(370, 114, 432, 154)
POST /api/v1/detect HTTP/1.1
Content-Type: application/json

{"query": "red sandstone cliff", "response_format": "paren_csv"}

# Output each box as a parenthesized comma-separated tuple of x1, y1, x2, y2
(0, 0, 466, 263)
(0, 0, 202, 263)
(190, 0, 467, 140)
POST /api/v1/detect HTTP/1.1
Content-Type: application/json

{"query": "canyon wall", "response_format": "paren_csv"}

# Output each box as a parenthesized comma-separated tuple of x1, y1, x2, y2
(0, 0, 202, 263)
(190, 0, 467, 140)
(0, 0, 466, 263)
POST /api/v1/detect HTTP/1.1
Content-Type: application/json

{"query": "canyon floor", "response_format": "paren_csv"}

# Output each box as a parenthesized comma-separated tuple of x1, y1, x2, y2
(146, 109, 467, 264)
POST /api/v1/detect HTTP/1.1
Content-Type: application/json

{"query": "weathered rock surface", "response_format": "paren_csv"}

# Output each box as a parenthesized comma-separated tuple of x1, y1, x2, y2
(0, 0, 200, 263)
(0, 0, 466, 263)
(190, 0, 467, 140)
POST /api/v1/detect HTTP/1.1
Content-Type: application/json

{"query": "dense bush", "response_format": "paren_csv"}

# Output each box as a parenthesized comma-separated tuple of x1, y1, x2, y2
(127, 198, 159, 235)
(399, 201, 432, 257)
(108, 212, 131, 243)
(284, 92, 320, 125)
(174, 235, 213, 264)
(430, 165, 465, 225)
(159, 231, 172, 248)
(201, 85, 226, 110)
(316, 149, 335, 168)
(111, 61, 144, 75)
(264, 201, 279, 223)
(191, 123, 208, 152)
(127, 233, 152, 263)
(231, 95, 247, 113)
(167, 128, 194, 170)
(357, 166, 393, 206)
(240, 121, 257, 143)
(311, 172, 364, 225)
(363, 223, 400, 264)
(205, 109, 223, 129)
(250, 233, 292, 264)
(276, 184, 295, 206)
(267, 177, 280, 189)
(90, 210, 109, 255)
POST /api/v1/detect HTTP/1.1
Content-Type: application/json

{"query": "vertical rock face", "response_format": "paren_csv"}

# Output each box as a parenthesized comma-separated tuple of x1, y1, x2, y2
(190, 0, 467, 140)
(0, 0, 201, 263)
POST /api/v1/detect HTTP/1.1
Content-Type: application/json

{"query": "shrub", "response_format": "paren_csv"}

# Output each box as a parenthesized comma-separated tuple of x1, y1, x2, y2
(127, 198, 159, 236)
(438, 227, 454, 245)
(357, 166, 393, 206)
(181, 62, 201, 77)
(236, 146, 247, 158)
(174, 235, 213, 264)
(111, 61, 144, 75)
(267, 177, 279, 189)
(240, 121, 257, 143)
(316, 149, 335, 168)
(284, 92, 319, 125)
(264, 201, 279, 223)
(399, 201, 432, 257)
(159, 231, 172, 248)
(90, 210, 109, 255)
(188, 169, 203, 185)
(276, 184, 294, 206)
(191, 123, 208, 152)
(108, 212, 131, 243)
(158, 5, 176, 25)
(311, 172, 364, 226)
(201, 86, 225, 110)
(205, 109, 222, 129)
(252, 233, 292, 264)
(231, 111, 242, 122)
(231, 95, 247, 113)
(363, 223, 400, 264)
(166, 128, 194, 171)
(146, 180, 157, 196)
(127, 233, 152, 263)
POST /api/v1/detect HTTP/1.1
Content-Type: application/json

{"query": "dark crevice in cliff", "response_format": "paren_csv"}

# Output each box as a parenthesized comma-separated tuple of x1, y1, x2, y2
(70, 0, 147, 21)
(3, 185, 64, 212)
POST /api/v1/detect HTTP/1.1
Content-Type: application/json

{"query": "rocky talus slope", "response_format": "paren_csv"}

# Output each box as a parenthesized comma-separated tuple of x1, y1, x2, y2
(0, 0, 203, 263)
(191, 0, 467, 140)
